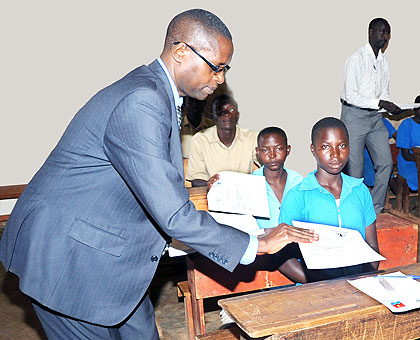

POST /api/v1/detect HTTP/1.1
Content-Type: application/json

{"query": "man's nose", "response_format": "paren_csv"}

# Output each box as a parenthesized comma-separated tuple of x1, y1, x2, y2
(214, 71, 225, 85)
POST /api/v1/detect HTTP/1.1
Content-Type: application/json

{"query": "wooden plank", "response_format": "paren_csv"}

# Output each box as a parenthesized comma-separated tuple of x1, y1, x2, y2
(188, 187, 208, 211)
(0, 184, 26, 200)
(219, 263, 420, 339)
(196, 327, 241, 340)
(376, 213, 418, 269)
(188, 254, 293, 300)
(266, 312, 420, 340)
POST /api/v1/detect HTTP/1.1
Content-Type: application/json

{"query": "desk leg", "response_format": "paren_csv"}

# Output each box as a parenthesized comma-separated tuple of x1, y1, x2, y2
(186, 256, 206, 337)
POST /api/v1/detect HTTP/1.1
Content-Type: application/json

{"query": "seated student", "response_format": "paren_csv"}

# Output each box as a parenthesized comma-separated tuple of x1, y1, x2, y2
(186, 94, 258, 187)
(277, 117, 379, 283)
(396, 95, 420, 191)
(180, 96, 214, 158)
(363, 118, 397, 187)
(252, 126, 303, 229)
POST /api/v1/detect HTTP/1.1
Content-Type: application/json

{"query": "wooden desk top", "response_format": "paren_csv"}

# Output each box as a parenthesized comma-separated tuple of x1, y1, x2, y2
(219, 263, 420, 339)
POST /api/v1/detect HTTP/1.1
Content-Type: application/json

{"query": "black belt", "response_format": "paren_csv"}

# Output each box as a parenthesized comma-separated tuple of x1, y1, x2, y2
(340, 99, 377, 112)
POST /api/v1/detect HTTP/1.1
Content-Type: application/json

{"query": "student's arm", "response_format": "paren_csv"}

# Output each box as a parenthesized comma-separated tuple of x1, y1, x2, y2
(396, 120, 414, 162)
(401, 148, 415, 162)
(363, 222, 380, 272)
(190, 179, 208, 187)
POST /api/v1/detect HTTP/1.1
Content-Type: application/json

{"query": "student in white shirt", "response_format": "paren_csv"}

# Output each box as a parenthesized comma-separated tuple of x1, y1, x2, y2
(340, 18, 401, 214)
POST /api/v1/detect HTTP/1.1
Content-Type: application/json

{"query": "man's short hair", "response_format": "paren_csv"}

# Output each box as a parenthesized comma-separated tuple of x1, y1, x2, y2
(415, 95, 420, 104)
(210, 94, 238, 119)
(257, 127, 288, 146)
(164, 9, 232, 50)
(311, 117, 349, 145)
(368, 18, 390, 31)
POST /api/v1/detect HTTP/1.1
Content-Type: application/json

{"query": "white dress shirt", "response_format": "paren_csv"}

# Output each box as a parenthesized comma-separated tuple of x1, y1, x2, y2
(156, 57, 258, 265)
(341, 43, 392, 109)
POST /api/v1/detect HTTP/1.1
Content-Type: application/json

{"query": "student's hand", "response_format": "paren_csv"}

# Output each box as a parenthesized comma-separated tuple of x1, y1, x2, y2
(379, 100, 401, 115)
(207, 174, 220, 191)
(256, 223, 318, 255)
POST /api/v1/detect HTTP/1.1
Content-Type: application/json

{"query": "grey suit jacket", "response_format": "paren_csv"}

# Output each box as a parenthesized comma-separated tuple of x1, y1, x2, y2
(0, 60, 250, 326)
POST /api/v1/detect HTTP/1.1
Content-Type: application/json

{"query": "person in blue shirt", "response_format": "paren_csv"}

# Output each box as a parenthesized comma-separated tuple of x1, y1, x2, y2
(252, 127, 303, 230)
(277, 117, 379, 283)
(397, 95, 420, 190)
(363, 118, 397, 187)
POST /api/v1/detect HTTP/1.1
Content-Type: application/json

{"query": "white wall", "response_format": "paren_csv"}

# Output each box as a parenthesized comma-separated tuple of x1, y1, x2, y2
(2, 0, 419, 185)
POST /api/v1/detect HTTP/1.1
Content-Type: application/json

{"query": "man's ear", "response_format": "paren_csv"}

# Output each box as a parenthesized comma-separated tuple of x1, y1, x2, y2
(310, 144, 315, 155)
(172, 43, 188, 64)
(286, 145, 291, 156)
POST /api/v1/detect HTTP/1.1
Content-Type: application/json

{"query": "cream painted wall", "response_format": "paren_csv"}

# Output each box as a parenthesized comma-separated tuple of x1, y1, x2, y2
(2, 0, 420, 185)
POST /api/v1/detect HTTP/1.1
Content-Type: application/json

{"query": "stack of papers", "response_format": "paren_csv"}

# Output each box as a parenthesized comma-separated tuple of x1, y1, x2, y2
(348, 272, 420, 313)
(169, 171, 268, 257)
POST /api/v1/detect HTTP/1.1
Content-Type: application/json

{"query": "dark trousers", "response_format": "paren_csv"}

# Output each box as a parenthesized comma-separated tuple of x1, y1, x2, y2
(32, 295, 159, 340)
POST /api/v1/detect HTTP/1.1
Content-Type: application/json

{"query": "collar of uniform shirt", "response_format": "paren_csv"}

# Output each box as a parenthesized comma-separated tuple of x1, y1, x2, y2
(157, 58, 183, 111)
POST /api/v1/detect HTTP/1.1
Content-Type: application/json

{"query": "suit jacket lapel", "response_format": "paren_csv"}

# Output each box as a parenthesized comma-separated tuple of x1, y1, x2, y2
(149, 60, 184, 180)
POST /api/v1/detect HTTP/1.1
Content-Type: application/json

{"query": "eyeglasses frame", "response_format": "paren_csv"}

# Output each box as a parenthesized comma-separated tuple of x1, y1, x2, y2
(173, 41, 231, 74)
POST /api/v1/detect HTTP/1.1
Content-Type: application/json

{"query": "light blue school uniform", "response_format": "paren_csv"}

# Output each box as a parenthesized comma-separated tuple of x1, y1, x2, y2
(252, 166, 303, 229)
(397, 118, 420, 191)
(279, 171, 376, 238)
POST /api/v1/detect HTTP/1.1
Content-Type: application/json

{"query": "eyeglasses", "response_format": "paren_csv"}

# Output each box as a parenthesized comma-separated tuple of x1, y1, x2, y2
(173, 41, 231, 74)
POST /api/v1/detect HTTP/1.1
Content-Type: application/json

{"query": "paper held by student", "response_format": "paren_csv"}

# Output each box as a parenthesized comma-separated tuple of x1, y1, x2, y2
(168, 213, 263, 257)
(348, 271, 420, 313)
(207, 171, 270, 218)
(293, 221, 386, 269)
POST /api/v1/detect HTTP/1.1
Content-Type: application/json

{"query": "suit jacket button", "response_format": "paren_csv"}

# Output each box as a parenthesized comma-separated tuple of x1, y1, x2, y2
(151, 255, 159, 262)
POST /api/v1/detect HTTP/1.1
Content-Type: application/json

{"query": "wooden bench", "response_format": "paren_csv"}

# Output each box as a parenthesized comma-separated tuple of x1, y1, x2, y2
(181, 187, 419, 339)
(195, 326, 240, 340)
(0, 184, 26, 226)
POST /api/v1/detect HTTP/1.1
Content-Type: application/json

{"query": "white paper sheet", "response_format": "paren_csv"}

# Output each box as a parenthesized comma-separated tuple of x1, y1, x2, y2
(168, 212, 264, 257)
(379, 103, 420, 113)
(348, 272, 420, 313)
(207, 171, 269, 218)
(294, 221, 386, 269)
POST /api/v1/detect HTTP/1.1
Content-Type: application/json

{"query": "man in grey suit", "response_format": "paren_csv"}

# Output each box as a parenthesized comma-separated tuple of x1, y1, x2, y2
(0, 9, 317, 340)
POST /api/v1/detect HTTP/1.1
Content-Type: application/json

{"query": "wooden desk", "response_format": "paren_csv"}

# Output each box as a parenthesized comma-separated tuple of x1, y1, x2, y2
(219, 262, 420, 340)
(183, 188, 418, 339)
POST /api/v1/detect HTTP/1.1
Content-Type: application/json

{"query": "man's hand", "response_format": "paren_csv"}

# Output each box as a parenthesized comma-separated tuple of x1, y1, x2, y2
(379, 100, 401, 115)
(207, 174, 220, 191)
(257, 223, 318, 254)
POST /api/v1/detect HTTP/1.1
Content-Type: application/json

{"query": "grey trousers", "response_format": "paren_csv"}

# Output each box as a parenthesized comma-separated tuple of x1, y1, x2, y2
(341, 104, 393, 214)
(32, 294, 159, 340)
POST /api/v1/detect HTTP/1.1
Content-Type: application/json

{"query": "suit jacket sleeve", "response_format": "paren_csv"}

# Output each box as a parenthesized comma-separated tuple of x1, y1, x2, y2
(103, 87, 250, 271)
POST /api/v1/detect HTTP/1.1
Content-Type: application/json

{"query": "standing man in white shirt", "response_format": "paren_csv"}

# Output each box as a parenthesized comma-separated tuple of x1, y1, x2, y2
(340, 18, 401, 214)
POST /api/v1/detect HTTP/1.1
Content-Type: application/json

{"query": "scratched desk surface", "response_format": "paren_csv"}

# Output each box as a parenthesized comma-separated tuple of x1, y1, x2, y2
(219, 263, 420, 340)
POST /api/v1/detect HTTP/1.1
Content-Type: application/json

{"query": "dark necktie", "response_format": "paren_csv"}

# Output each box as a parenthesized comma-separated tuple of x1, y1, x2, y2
(176, 106, 182, 129)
